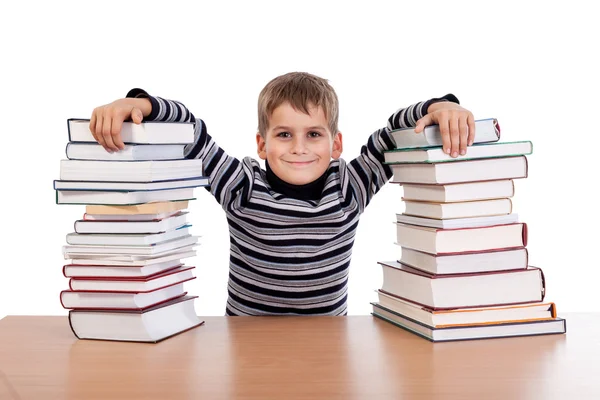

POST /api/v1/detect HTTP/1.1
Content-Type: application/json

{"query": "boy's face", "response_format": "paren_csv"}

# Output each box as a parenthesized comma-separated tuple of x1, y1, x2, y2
(256, 102, 343, 185)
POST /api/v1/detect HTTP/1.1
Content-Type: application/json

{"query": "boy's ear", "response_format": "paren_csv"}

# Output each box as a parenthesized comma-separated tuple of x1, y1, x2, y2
(256, 132, 267, 160)
(331, 132, 343, 159)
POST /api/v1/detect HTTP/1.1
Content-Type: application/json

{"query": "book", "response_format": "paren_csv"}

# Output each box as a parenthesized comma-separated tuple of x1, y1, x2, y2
(389, 118, 500, 149)
(401, 180, 515, 203)
(83, 211, 180, 221)
(398, 247, 528, 275)
(86, 201, 189, 215)
(378, 261, 544, 310)
(59, 159, 204, 182)
(384, 140, 532, 163)
(64, 246, 196, 267)
(68, 295, 204, 343)
(63, 261, 185, 278)
(69, 266, 196, 292)
(371, 303, 566, 342)
(65, 250, 196, 266)
(61, 283, 186, 310)
(395, 213, 519, 229)
(396, 222, 527, 255)
(54, 177, 208, 191)
(67, 118, 195, 144)
(402, 198, 512, 219)
(391, 156, 528, 185)
(376, 291, 556, 328)
(56, 187, 196, 205)
(66, 227, 191, 246)
(65, 143, 186, 161)
(63, 235, 199, 256)
(73, 212, 189, 234)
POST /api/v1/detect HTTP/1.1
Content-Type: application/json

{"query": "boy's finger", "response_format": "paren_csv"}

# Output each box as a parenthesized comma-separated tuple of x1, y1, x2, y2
(467, 114, 476, 145)
(89, 112, 98, 142)
(438, 117, 451, 155)
(111, 116, 125, 150)
(95, 114, 107, 149)
(132, 108, 143, 124)
(449, 117, 460, 157)
(459, 116, 469, 155)
(101, 113, 117, 152)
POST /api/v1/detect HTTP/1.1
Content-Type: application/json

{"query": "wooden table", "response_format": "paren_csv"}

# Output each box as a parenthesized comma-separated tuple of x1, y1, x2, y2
(0, 314, 598, 399)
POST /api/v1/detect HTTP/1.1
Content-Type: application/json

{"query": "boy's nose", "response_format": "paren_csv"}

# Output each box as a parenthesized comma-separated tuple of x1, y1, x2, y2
(291, 137, 308, 154)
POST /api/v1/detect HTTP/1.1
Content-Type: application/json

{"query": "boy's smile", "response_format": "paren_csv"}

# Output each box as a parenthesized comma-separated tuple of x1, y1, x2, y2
(257, 102, 343, 185)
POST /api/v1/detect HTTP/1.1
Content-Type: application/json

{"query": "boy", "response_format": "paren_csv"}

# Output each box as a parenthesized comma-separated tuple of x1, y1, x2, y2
(89, 72, 475, 316)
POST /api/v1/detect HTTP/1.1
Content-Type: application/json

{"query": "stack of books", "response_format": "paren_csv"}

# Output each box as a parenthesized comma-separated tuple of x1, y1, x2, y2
(54, 119, 209, 343)
(372, 118, 567, 342)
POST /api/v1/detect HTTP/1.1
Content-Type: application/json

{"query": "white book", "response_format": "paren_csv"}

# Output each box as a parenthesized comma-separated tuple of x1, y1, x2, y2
(372, 304, 565, 343)
(66, 250, 196, 266)
(54, 177, 208, 191)
(73, 212, 189, 234)
(378, 261, 544, 309)
(396, 222, 527, 255)
(68, 296, 204, 343)
(402, 198, 513, 219)
(63, 235, 198, 256)
(391, 156, 528, 185)
(61, 283, 186, 309)
(63, 260, 185, 278)
(67, 119, 195, 144)
(389, 118, 500, 149)
(69, 266, 196, 292)
(395, 213, 519, 229)
(401, 180, 515, 203)
(66, 143, 186, 161)
(66, 227, 191, 246)
(59, 159, 203, 182)
(56, 187, 196, 205)
(65, 245, 197, 261)
(384, 141, 532, 163)
(398, 247, 528, 275)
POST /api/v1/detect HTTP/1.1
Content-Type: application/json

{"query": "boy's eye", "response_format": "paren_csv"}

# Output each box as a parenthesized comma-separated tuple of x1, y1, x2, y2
(277, 132, 291, 138)
(308, 131, 321, 138)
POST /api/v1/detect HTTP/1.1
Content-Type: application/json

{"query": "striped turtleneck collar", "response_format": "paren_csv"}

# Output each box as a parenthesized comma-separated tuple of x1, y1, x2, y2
(265, 161, 327, 201)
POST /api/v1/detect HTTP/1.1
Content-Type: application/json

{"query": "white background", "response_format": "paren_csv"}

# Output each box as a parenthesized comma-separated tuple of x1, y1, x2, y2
(0, 1, 597, 319)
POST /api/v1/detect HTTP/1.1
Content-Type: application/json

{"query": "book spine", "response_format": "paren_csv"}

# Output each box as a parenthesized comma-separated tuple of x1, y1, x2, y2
(67, 311, 81, 339)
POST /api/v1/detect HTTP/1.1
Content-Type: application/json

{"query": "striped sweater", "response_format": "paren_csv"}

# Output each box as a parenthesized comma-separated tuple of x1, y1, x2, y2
(127, 89, 456, 316)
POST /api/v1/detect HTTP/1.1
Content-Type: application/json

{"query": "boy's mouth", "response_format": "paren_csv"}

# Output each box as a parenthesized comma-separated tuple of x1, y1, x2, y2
(283, 160, 317, 168)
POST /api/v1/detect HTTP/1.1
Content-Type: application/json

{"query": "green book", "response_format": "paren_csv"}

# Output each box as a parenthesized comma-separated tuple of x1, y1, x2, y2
(384, 140, 533, 164)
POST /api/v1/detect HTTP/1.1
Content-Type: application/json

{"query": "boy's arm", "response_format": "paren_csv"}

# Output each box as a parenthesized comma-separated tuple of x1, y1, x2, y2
(125, 89, 251, 208)
(346, 94, 459, 212)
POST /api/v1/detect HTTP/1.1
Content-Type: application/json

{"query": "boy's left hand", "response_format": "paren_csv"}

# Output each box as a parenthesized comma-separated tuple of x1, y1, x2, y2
(415, 102, 475, 157)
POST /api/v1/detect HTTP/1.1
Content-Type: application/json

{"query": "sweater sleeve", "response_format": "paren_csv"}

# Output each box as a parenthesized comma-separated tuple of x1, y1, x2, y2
(126, 88, 251, 209)
(346, 94, 459, 212)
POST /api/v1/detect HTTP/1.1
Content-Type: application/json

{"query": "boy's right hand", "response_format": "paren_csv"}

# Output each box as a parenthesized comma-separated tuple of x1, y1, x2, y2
(89, 97, 152, 152)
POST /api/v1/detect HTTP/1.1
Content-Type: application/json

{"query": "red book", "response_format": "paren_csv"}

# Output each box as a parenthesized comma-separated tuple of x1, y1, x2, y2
(69, 266, 196, 292)
(60, 282, 187, 310)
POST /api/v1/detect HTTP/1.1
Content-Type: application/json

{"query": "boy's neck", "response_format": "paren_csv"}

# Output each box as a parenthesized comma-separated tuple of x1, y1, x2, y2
(265, 161, 327, 201)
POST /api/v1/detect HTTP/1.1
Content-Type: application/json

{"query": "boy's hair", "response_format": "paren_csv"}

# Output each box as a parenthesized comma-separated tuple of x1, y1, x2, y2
(257, 72, 339, 137)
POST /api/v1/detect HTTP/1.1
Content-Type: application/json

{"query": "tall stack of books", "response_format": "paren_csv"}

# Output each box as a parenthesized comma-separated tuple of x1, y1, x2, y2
(372, 118, 567, 342)
(54, 119, 209, 343)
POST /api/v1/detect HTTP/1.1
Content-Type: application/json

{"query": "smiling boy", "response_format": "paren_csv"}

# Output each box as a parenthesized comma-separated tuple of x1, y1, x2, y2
(89, 72, 475, 316)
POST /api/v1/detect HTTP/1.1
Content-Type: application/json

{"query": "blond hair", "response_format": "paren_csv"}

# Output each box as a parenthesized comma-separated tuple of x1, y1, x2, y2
(257, 72, 339, 137)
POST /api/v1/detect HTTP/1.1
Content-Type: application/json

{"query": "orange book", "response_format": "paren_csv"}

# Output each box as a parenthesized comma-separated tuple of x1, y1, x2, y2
(376, 290, 556, 329)
(85, 201, 189, 215)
